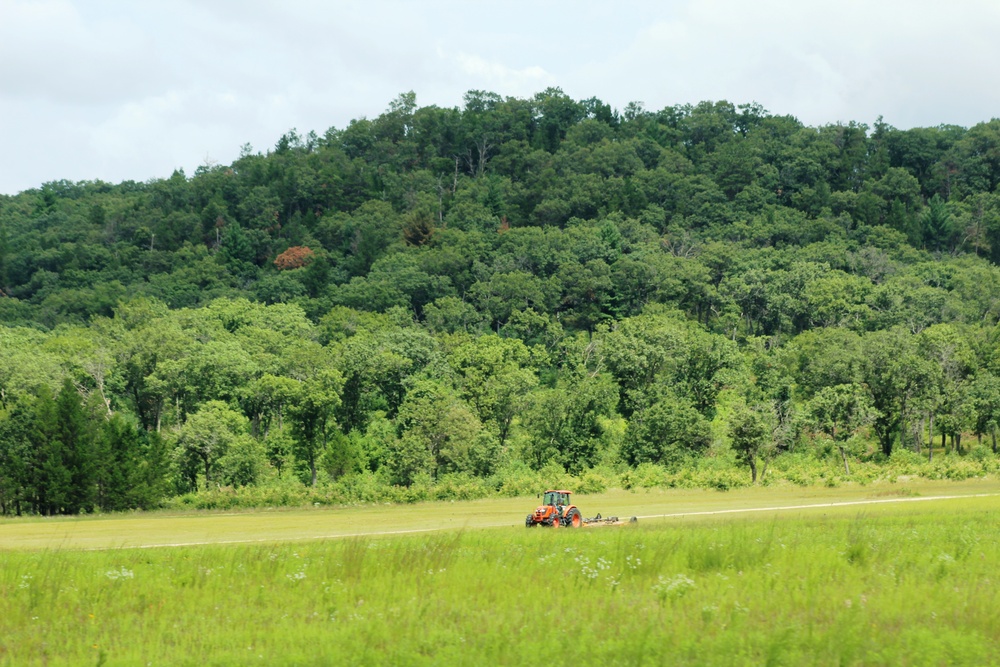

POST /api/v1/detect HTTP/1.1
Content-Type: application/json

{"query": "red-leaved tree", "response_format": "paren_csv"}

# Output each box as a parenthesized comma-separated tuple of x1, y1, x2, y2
(273, 246, 315, 271)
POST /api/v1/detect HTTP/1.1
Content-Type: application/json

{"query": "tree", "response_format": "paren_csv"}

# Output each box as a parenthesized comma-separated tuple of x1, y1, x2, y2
(807, 384, 874, 474)
(383, 434, 434, 487)
(782, 326, 864, 400)
(273, 246, 315, 270)
(919, 324, 976, 455)
(332, 325, 438, 433)
(969, 372, 1000, 452)
(522, 371, 619, 472)
(921, 194, 953, 252)
(727, 403, 773, 484)
(0, 327, 63, 408)
(116, 314, 194, 432)
(28, 385, 72, 515)
(218, 434, 267, 487)
(176, 401, 249, 490)
(52, 379, 96, 513)
(423, 296, 485, 335)
(0, 401, 33, 515)
(448, 335, 538, 449)
(288, 369, 344, 486)
(469, 270, 555, 332)
(240, 374, 299, 438)
(176, 339, 259, 420)
(395, 379, 489, 476)
(93, 415, 130, 511)
(861, 329, 935, 456)
(532, 87, 586, 153)
(622, 391, 711, 466)
(218, 220, 257, 277)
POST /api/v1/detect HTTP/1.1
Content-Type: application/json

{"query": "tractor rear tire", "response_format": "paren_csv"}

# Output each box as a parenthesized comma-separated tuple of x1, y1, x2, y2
(566, 508, 582, 528)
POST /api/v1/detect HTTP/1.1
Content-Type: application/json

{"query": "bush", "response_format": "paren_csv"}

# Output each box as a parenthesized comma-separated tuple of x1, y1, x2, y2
(621, 463, 668, 489)
(432, 473, 492, 501)
(495, 462, 543, 497)
(575, 470, 609, 494)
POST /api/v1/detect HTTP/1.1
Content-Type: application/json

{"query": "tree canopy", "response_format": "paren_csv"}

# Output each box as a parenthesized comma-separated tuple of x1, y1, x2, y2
(3, 90, 1000, 513)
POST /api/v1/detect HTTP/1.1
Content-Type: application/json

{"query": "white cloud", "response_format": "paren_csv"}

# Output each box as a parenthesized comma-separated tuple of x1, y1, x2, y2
(0, 0, 162, 106)
(4, 0, 1000, 194)
(577, 0, 1000, 128)
(441, 49, 554, 99)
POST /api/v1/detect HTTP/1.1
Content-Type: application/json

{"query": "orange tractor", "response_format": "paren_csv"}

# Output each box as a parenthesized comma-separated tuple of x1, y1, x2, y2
(525, 490, 638, 528)
(525, 490, 582, 528)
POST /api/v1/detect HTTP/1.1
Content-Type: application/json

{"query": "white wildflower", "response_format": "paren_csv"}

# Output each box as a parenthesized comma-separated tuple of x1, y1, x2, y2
(653, 574, 695, 600)
(105, 567, 134, 581)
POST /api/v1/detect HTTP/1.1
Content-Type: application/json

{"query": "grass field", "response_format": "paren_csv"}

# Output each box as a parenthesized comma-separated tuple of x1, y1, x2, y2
(3, 479, 1000, 665)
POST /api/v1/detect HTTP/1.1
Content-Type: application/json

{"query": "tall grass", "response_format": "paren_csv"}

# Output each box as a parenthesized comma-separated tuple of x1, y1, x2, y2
(4, 499, 1000, 665)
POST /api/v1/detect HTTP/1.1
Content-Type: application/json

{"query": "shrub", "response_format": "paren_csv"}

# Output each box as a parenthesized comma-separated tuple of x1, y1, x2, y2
(575, 470, 609, 494)
(622, 463, 668, 489)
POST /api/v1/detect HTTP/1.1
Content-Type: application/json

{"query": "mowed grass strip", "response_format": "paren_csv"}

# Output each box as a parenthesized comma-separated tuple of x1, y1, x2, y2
(2, 477, 999, 551)
(3, 492, 1000, 665)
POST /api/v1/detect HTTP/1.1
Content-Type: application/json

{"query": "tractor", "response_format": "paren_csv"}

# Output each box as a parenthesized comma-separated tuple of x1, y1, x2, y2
(525, 489, 582, 528)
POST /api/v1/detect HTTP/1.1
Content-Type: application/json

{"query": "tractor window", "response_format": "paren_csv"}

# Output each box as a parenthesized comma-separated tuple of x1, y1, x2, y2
(543, 492, 570, 505)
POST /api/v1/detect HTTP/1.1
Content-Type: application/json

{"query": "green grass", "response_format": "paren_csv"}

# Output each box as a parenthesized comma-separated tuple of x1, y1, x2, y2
(1, 476, 997, 550)
(3, 482, 1000, 665)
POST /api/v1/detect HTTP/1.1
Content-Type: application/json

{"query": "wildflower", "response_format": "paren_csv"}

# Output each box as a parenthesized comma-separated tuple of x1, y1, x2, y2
(653, 574, 695, 600)
(105, 567, 134, 581)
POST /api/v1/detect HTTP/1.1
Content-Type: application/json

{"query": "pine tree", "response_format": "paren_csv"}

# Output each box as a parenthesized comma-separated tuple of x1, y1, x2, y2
(132, 429, 170, 509)
(95, 415, 132, 512)
(55, 379, 96, 514)
(30, 386, 69, 515)
(921, 194, 953, 252)
(0, 402, 32, 515)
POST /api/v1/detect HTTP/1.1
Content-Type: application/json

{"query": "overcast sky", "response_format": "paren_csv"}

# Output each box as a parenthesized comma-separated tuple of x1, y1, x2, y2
(2, 0, 1000, 195)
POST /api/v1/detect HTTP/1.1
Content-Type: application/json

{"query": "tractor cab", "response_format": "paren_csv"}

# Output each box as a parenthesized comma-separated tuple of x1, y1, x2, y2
(543, 490, 571, 507)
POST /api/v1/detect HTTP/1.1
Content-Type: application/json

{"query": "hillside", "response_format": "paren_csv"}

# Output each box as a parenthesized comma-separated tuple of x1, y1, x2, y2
(3, 88, 1000, 515)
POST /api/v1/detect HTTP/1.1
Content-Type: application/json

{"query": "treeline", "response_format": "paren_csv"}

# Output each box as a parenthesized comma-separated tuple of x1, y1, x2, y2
(3, 89, 1000, 514)
(0, 378, 168, 515)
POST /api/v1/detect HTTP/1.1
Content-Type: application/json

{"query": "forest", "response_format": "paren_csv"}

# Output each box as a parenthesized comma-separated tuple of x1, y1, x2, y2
(3, 88, 1000, 515)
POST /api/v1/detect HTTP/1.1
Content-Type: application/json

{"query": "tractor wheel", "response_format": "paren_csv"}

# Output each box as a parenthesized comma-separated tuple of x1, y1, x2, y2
(550, 516, 560, 528)
(567, 508, 582, 528)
